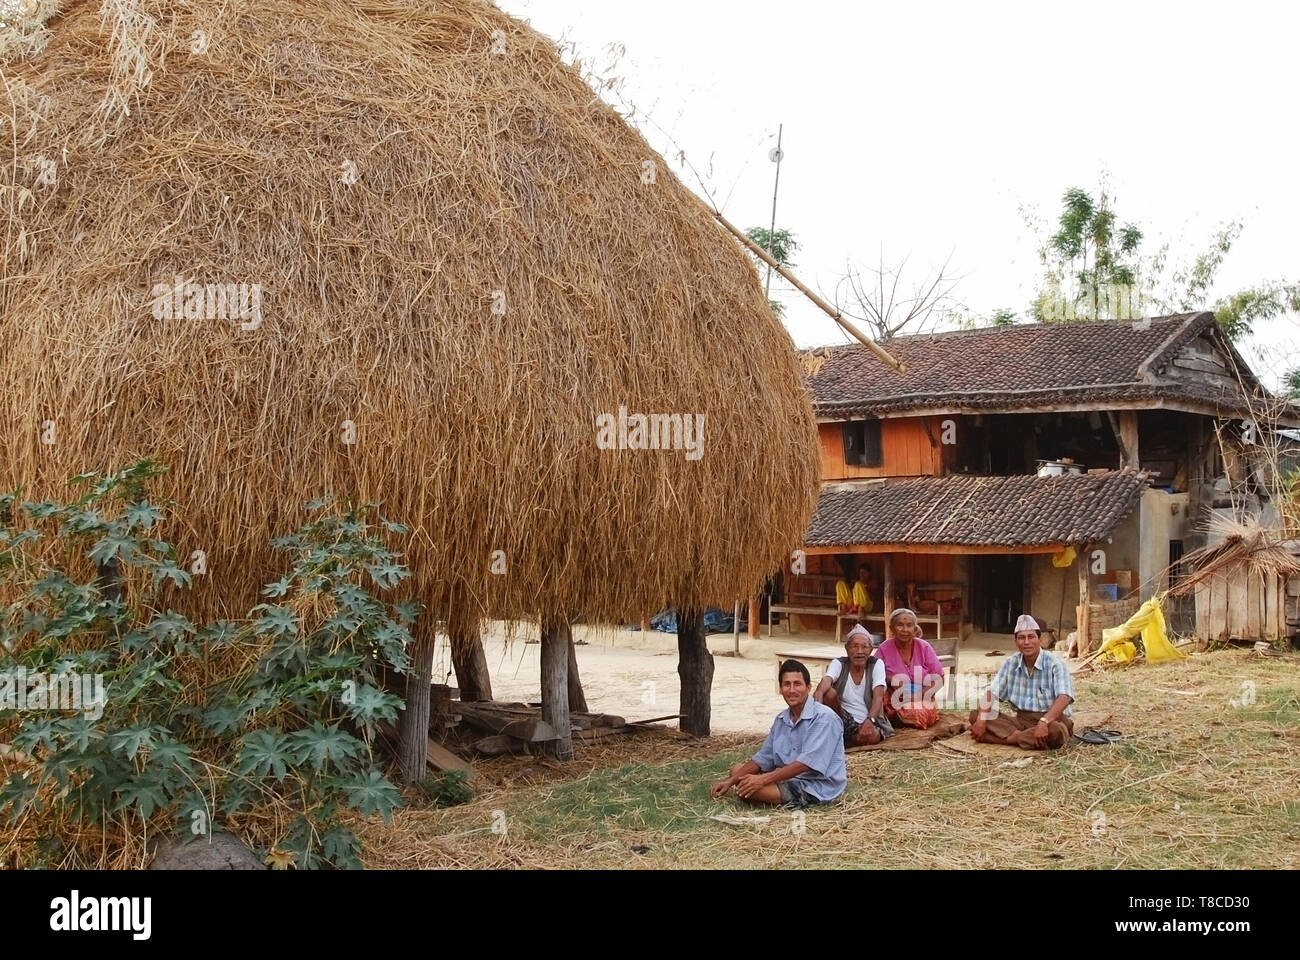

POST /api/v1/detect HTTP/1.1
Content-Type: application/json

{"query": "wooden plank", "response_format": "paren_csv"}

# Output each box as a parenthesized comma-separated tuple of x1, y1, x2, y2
(1264, 574, 1280, 642)
(1208, 574, 1228, 642)
(457, 702, 559, 742)
(425, 739, 472, 774)
(1194, 582, 1209, 642)
(907, 419, 923, 475)
(1246, 570, 1263, 640)
(1171, 356, 1227, 374)
(628, 714, 683, 725)
(573, 726, 633, 742)
(379, 722, 473, 775)
(1226, 570, 1250, 641)
(818, 423, 845, 481)
(802, 543, 1064, 556)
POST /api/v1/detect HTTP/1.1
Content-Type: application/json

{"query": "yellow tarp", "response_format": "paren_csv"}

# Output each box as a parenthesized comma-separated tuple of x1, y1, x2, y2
(1051, 546, 1077, 568)
(1097, 594, 1184, 664)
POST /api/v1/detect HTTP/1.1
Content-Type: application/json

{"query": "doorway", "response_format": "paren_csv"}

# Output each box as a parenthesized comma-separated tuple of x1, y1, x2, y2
(971, 555, 1025, 633)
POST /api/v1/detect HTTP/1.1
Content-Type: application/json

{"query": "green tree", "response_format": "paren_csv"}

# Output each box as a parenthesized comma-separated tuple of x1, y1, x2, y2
(745, 226, 798, 318)
(1023, 178, 1297, 339)
(1285, 367, 1300, 399)
(1029, 184, 1142, 323)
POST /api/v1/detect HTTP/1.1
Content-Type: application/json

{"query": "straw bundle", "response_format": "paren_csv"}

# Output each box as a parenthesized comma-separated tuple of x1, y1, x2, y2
(0, 0, 819, 628)
(1166, 521, 1300, 600)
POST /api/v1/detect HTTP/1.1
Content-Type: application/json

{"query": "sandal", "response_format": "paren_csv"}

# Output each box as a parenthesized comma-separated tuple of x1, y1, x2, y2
(1073, 728, 1123, 744)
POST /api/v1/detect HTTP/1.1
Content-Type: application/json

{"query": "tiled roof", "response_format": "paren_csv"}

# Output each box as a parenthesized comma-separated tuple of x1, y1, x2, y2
(807, 312, 1269, 418)
(806, 470, 1148, 548)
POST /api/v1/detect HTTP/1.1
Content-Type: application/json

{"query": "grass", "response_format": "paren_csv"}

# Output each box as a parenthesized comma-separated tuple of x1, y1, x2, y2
(356, 649, 1300, 869)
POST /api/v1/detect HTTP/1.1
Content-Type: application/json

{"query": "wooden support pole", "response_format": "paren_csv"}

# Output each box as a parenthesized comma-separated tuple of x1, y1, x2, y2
(448, 602, 492, 702)
(713, 211, 906, 374)
(1077, 546, 1092, 658)
(1118, 410, 1140, 470)
(882, 553, 895, 637)
(540, 619, 573, 760)
(566, 631, 588, 713)
(677, 608, 715, 737)
(748, 595, 761, 640)
(399, 627, 437, 784)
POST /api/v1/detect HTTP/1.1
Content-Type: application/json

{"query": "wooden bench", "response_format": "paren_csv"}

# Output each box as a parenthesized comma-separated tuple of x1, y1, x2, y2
(857, 610, 962, 643)
(767, 603, 838, 637)
(773, 645, 847, 690)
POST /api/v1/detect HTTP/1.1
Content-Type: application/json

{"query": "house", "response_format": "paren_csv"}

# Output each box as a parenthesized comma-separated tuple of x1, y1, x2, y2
(782, 311, 1299, 654)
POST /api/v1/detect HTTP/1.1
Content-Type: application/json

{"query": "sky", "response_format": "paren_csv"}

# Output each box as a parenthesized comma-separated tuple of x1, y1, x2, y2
(503, 0, 1298, 387)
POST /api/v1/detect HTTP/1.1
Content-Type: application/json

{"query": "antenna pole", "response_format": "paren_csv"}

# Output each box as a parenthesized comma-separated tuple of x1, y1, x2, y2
(764, 123, 783, 299)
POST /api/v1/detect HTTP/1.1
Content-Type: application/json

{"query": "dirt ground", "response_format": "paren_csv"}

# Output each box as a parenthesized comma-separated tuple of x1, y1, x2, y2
(431, 620, 1021, 734)
(360, 646, 1300, 870)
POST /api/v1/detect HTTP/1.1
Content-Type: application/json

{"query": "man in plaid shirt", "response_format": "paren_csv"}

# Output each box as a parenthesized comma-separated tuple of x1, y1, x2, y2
(970, 615, 1074, 749)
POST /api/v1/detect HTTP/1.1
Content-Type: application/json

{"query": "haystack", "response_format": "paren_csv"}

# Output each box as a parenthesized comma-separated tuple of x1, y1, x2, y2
(0, 0, 820, 768)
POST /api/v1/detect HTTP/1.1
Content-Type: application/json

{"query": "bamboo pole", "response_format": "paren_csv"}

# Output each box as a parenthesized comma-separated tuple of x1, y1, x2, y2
(764, 124, 783, 300)
(714, 210, 907, 374)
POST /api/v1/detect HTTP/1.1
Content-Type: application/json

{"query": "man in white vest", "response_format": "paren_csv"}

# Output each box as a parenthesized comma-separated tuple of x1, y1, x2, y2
(814, 624, 893, 746)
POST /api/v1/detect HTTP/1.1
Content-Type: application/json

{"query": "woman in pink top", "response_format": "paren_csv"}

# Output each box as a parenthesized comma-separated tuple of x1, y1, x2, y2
(876, 608, 946, 728)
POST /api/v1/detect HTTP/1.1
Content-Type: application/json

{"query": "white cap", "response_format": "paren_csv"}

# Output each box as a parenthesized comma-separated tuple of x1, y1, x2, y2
(1014, 614, 1041, 633)
(845, 624, 872, 644)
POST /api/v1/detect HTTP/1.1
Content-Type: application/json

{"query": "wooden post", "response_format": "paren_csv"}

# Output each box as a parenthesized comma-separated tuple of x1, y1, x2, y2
(677, 608, 715, 737)
(1076, 546, 1092, 658)
(399, 628, 436, 784)
(882, 553, 895, 636)
(540, 619, 573, 760)
(748, 595, 761, 640)
(448, 602, 492, 702)
(732, 600, 741, 655)
(95, 558, 124, 609)
(566, 632, 588, 713)
(1118, 411, 1140, 470)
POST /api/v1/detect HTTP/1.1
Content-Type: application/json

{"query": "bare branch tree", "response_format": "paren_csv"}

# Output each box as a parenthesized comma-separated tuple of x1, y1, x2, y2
(1210, 352, 1300, 537)
(834, 251, 965, 341)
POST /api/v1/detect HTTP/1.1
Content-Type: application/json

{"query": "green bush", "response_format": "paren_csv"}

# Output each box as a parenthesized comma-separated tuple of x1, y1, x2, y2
(0, 460, 416, 869)
(418, 769, 475, 808)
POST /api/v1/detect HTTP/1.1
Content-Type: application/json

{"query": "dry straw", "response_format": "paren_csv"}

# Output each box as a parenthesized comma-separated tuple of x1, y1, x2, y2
(0, 0, 821, 631)
(1166, 518, 1300, 600)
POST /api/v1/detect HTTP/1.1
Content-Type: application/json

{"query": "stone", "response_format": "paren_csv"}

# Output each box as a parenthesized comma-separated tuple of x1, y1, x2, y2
(149, 832, 265, 870)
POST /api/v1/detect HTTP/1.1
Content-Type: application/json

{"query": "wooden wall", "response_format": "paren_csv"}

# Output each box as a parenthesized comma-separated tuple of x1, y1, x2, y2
(893, 554, 955, 583)
(818, 417, 945, 480)
(1194, 567, 1287, 642)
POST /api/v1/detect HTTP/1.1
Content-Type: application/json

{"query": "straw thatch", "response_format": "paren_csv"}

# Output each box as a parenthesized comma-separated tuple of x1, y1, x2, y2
(0, 0, 820, 626)
(1166, 521, 1300, 600)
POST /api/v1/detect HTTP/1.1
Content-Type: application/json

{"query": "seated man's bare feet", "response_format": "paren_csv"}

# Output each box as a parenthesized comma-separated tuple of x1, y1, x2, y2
(852, 721, 882, 746)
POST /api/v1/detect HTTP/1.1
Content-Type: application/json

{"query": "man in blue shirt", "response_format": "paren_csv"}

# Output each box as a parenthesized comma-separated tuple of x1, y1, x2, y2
(971, 615, 1074, 749)
(710, 659, 847, 807)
